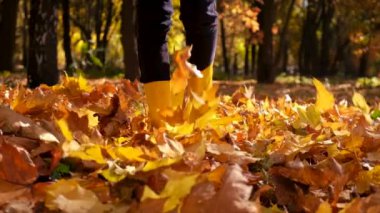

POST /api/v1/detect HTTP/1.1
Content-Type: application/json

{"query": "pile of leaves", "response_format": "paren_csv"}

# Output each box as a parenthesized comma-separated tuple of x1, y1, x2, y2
(2, 50, 380, 212)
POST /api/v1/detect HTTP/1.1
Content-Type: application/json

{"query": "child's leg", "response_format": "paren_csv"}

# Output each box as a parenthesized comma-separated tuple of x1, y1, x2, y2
(136, 0, 173, 83)
(180, 0, 218, 71)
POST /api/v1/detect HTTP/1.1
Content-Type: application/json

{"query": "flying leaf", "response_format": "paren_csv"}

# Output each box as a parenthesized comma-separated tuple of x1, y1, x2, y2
(170, 46, 203, 96)
(313, 78, 335, 112)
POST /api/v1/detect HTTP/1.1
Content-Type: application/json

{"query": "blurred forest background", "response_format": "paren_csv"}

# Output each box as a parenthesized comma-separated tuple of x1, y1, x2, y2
(0, 0, 380, 87)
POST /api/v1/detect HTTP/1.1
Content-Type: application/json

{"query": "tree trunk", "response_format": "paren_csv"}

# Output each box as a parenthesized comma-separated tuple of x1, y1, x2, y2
(28, 0, 59, 88)
(62, 0, 73, 75)
(95, 0, 103, 47)
(358, 46, 370, 77)
(319, 0, 334, 76)
(0, 0, 20, 72)
(251, 44, 257, 79)
(233, 53, 238, 75)
(100, 0, 113, 64)
(275, 0, 295, 73)
(220, 18, 230, 75)
(244, 40, 250, 77)
(281, 40, 289, 73)
(257, 0, 276, 83)
(121, 0, 140, 81)
(23, 0, 29, 69)
(299, 0, 321, 76)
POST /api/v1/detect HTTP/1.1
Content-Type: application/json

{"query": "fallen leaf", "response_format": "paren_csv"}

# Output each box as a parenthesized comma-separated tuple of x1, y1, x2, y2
(352, 92, 370, 114)
(141, 169, 199, 212)
(205, 164, 257, 213)
(0, 138, 38, 185)
(45, 179, 113, 213)
(0, 106, 59, 143)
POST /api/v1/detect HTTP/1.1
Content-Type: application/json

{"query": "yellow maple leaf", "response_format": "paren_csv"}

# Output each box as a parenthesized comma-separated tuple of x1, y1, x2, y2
(355, 166, 380, 193)
(142, 157, 181, 172)
(316, 202, 332, 213)
(54, 74, 93, 94)
(70, 145, 106, 164)
(298, 105, 321, 128)
(100, 161, 137, 183)
(141, 169, 199, 212)
(208, 165, 227, 184)
(345, 133, 364, 153)
(352, 92, 370, 114)
(115, 146, 146, 162)
(56, 118, 73, 141)
(313, 78, 335, 113)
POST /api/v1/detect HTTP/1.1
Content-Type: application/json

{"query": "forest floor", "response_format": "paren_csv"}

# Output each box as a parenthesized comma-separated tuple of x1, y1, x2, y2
(2, 72, 380, 104)
(1, 72, 380, 212)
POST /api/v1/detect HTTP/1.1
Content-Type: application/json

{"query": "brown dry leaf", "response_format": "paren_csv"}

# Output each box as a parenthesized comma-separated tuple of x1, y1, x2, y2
(181, 182, 217, 213)
(0, 138, 38, 185)
(0, 106, 59, 143)
(45, 179, 115, 213)
(11, 85, 57, 115)
(0, 180, 32, 206)
(270, 158, 341, 188)
(182, 164, 258, 213)
(341, 192, 380, 213)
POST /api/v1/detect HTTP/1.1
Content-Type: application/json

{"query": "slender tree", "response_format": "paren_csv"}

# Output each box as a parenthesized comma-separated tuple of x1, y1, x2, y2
(244, 39, 250, 76)
(299, 0, 321, 76)
(121, 0, 140, 81)
(251, 43, 257, 78)
(257, 0, 276, 83)
(23, 0, 29, 69)
(0, 0, 20, 72)
(62, 0, 73, 75)
(275, 0, 296, 73)
(320, 0, 335, 76)
(220, 18, 230, 75)
(28, 0, 59, 88)
(95, 0, 114, 65)
(217, 1, 230, 75)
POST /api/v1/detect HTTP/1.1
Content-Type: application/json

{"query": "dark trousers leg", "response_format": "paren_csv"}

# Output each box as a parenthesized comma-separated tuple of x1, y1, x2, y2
(180, 0, 218, 71)
(136, 0, 172, 83)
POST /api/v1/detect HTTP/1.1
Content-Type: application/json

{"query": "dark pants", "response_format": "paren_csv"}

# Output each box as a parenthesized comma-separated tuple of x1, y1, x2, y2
(137, 0, 218, 83)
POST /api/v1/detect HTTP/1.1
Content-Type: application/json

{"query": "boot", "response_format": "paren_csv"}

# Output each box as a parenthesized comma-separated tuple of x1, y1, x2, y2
(189, 65, 214, 96)
(144, 81, 171, 127)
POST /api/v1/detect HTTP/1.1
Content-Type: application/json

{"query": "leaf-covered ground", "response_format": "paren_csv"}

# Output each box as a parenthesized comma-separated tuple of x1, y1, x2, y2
(2, 57, 380, 212)
(1, 78, 380, 212)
